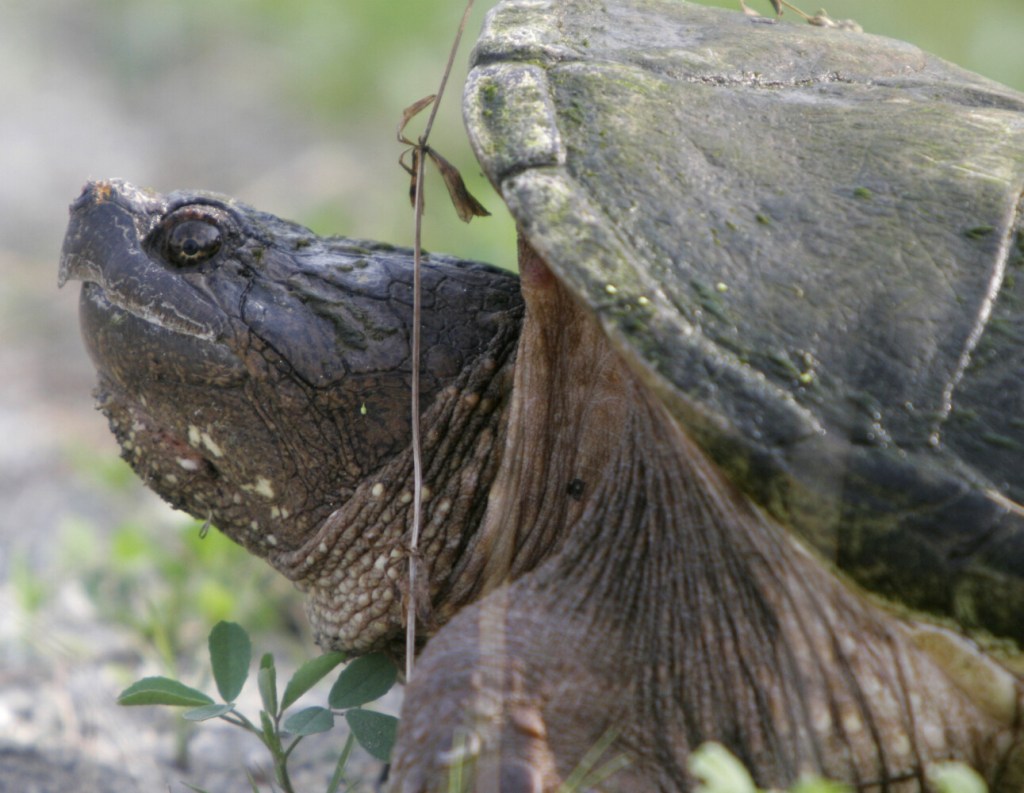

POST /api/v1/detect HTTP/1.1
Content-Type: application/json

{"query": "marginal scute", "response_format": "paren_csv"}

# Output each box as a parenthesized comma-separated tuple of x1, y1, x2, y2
(464, 65, 565, 183)
(470, 0, 578, 67)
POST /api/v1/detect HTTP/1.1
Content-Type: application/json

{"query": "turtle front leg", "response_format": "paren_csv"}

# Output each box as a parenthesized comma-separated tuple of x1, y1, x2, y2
(391, 584, 633, 793)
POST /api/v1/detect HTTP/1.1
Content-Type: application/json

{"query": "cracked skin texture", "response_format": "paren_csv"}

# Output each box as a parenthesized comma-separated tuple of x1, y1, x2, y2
(59, 0, 1024, 789)
(62, 179, 524, 653)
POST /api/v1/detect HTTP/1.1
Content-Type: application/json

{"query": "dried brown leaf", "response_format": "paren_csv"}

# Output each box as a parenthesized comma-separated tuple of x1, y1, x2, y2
(397, 94, 437, 145)
(400, 147, 422, 208)
(425, 146, 490, 222)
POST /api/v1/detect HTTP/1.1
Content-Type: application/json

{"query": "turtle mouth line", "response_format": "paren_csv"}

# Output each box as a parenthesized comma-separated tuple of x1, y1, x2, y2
(78, 282, 247, 388)
(76, 274, 224, 343)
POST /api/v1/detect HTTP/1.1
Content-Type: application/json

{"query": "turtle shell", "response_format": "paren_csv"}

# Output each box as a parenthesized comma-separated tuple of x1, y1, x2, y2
(464, 0, 1024, 642)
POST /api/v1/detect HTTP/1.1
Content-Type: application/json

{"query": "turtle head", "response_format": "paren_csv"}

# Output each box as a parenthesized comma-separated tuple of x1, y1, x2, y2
(60, 180, 521, 578)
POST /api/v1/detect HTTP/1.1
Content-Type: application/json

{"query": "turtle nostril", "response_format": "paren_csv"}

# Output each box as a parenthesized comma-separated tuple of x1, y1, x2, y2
(69, 181, 109, 213)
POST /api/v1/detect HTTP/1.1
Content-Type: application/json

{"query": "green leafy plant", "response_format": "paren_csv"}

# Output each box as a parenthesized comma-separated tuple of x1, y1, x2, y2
(119, 621, 398, 793)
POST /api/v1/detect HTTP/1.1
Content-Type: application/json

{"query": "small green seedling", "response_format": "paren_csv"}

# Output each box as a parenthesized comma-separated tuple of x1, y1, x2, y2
(119, 621, 398, 793)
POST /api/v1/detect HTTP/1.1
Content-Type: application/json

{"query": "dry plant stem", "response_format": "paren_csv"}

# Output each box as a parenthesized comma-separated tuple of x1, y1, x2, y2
(420, 0, 476, 144)
(408, 147, 425, 684)
(779, 0, 814, 21)
(406, 0, 477, 682)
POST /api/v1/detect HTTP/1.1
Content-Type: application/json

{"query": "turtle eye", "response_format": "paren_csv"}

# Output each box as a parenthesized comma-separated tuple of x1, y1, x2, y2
(165, 218, 223, 266)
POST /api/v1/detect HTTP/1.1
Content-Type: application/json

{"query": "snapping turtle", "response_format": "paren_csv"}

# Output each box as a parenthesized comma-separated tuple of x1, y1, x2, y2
(60, 0, 1024, 789)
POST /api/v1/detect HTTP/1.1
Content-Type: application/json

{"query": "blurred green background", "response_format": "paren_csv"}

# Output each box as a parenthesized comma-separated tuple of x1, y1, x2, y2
(4, 0, 1022, 270)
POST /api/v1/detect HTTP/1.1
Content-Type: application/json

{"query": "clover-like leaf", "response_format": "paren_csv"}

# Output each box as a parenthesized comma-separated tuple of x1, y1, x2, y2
(688, 743, 757, 793)
(345, 708, 398, 761)
(209, 621, 251, 702)
(258, 652, 278, 716)
(928, 762, 988, 793)
(280, 651, 346, 712)
(284, 706, 335, 736)
(184, 702, 234, 722)
(118, 677, 214, 708)
(328, 653, 397, 709)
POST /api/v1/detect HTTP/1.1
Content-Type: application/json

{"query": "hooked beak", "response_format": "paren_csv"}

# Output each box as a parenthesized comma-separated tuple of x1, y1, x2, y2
(59, 180, 228, 341)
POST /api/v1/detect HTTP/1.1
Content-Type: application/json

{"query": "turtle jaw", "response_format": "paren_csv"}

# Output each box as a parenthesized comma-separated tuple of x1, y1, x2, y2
(76, 283, 293, 557)
(61, 182, 335, 558)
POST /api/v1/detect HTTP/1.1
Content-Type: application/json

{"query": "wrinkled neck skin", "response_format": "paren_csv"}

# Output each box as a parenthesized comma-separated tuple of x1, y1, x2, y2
(391, 240, 1024, 792)
(271, 311, 520, 656)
